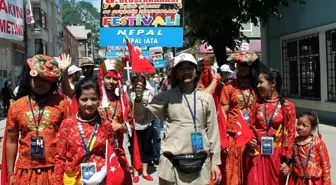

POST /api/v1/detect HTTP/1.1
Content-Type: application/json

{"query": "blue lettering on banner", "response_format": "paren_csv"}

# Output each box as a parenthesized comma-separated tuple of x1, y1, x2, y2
(100, 27, 183, 47)
(106, 50, 150, 57)
(153, 60, 166, 69)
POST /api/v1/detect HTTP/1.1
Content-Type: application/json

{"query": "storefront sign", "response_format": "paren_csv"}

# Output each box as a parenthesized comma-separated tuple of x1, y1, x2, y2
(0, 0, 24, 41)
(100, 0, 184, 47)
(149, 47, 165, 68)
(106, 45, 150, 56)
(198, 40, 261, 53)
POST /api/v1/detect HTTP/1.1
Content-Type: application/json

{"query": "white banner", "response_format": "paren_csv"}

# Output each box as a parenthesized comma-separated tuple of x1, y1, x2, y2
(26, 0, 35, 24)
(0, 0, 24, 41)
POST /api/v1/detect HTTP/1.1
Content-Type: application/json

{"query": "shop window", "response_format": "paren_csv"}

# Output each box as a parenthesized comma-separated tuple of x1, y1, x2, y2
(33, 8, 47, 30)
(282, 34, 321, 100)
(35, 39, 48, 55)
(326, 29, 336, 102)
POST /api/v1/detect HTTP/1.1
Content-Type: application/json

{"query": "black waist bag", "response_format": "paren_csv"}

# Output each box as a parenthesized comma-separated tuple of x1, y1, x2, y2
(164, 153, 207, 174)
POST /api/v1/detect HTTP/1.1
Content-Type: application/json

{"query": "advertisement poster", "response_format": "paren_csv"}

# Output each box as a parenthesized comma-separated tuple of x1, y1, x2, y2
(100, 0, 184, 47)
(149, 47, 166, 68)
(0, 0, 24, 41)
(105, 46, 150, 57)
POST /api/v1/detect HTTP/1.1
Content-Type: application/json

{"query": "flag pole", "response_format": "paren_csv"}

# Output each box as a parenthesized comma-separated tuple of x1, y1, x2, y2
(124, 36, 131, 81)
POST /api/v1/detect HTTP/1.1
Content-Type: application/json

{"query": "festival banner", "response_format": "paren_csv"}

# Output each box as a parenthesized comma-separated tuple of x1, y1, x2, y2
(0, 0, 24, 41)
(105, 46, 150, 57)
(100, 0, 184, 47)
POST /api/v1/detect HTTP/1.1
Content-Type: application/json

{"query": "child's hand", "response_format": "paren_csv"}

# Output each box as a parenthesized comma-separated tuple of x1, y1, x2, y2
(280, 163, 291, 176)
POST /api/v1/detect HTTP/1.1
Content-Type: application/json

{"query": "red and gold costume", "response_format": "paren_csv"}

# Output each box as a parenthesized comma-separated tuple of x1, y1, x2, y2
(220, 81, 257, 185)
(1, 54, 70, 185)
(246, 98, 296, 185)
(53, 117, 114, 184)
(220, 50, 259, 185)
(97, 58, 141, 185)
(288, 136, 331, 185)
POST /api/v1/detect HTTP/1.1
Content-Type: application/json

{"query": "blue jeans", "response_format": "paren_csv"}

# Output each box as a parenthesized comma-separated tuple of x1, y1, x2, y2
(152, 120, 162, 161)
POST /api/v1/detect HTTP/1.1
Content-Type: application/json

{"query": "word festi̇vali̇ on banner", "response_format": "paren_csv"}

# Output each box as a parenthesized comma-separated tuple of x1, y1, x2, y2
(0, 0, 24, 41)
(100, 0, 184, 47)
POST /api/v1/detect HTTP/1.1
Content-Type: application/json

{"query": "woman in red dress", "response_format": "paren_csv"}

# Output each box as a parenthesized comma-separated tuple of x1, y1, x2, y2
(281, 113, 331, 185)
(246, 69, 296, 185)
(97, 58, 141, 185)
(2, 54, 71, 185)
(220, 51, 259, 185)
(54, 79, 116, 184)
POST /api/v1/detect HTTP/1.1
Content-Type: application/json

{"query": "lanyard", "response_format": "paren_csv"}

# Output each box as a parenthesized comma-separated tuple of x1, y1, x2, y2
(264, 101, 280, 136)
(104, 101, 118, 120)
(240, 88, 252, 111)
(77, 118, 99, 162)
(297, 139, 314, 184)
(28, 96, 46, 136)
(183, 90, 197, 132)
(104, 101, 118, 148)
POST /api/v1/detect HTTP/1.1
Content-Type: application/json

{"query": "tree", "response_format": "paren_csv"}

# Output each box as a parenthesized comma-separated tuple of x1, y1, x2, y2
(184, 0, 305, 66)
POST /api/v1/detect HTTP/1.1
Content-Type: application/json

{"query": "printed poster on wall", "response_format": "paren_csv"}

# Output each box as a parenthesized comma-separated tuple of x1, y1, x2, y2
(149, 47, 166, 68)
(0, 0, 24, 41)
(100, 0, 184, 47)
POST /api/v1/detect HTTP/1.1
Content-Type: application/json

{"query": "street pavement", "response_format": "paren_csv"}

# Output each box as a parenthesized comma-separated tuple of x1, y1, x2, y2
(0, 119, 335, 184)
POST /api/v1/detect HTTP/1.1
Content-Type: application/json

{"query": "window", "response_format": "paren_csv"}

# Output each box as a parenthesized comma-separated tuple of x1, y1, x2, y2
(282, 34, 321, 100)
(326, 29, 336, 102)
(35, 39, 48, 54)
(33, 8, 47, 29)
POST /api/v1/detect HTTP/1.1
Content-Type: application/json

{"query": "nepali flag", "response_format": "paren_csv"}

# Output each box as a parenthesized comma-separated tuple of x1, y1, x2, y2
(106, 140, 124, 185)
(235, 111, 254, 146)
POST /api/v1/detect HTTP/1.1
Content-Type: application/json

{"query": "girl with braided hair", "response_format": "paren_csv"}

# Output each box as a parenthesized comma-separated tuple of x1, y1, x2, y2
(1, 54, 71, 185)
(246, 69, 296, 185)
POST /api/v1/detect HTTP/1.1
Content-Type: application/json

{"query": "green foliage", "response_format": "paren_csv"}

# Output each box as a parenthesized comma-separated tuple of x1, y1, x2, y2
(184, 0, 305, 65)
(61, 0, 100, 47)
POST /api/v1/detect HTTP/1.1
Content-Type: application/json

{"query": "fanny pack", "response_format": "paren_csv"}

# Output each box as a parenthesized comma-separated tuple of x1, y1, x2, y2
(163, 152, 207, 174)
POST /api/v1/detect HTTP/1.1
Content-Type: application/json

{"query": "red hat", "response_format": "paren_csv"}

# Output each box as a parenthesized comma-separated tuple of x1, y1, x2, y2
(26, 54, 61, 82)
(227, 50, 258, 65)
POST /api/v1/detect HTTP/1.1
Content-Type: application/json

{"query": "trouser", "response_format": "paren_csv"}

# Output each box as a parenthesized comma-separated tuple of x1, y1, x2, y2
(152, 119, 162, 161)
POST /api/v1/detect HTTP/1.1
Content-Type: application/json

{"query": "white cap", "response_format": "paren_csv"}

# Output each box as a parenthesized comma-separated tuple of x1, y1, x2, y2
(220, 64, 234, 73)
(68, 65, 82, 75)
(173, 53, 198, 67)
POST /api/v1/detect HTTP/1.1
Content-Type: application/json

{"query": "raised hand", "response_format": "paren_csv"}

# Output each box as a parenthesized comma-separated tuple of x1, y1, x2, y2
(59, 53, 72, 73)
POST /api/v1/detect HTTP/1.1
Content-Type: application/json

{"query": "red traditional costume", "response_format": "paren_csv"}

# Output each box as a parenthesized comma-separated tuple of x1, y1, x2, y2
(97, 58, 141, 185)
(246, 98, 296, 185)
(288, 136, 331, 185)
(53, 117, 114, 184)
(1, 55, 71, 185)
(220, 51, 259, 185)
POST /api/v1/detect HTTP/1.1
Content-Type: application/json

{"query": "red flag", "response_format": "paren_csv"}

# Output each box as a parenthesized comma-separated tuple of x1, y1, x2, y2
(126, 39, 155, 73)
(106, 140, 124, 185)
(235, 111, 254, 146)
(213, 86, 228, 149)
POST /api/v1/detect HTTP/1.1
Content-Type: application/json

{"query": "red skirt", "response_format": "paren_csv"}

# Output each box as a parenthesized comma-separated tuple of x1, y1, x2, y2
(246, 147, 286, 185)
(288, 173, 323, 185)
(14, 167, 54, 185)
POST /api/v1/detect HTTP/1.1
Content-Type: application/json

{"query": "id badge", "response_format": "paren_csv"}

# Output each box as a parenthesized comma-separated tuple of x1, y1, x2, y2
(80, 162, 97, 181)
(243, 112, 250, 123)
(30, 136, 45, 159)
(191, 132, 204, 152)
(261, 137, 274, 155)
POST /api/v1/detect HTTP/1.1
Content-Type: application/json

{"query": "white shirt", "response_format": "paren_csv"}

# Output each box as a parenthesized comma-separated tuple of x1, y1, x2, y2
(131, 89, 153, 130)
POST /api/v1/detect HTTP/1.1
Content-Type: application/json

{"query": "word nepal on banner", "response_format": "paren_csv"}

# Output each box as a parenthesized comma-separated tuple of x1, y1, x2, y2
(0, 0, 24, 41)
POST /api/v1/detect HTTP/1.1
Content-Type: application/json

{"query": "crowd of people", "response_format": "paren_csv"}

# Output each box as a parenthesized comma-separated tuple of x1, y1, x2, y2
(0, 50, 332, 185)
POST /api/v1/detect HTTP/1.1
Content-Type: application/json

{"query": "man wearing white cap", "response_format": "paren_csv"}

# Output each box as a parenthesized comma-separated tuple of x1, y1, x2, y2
(219, 64, 234, 83)
(67, 65, 82, 89)
(133, 53, 222, 185)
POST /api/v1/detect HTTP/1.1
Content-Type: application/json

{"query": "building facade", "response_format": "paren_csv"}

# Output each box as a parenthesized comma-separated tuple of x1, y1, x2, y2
(262, 0, 336, 123)
(27, 0, 63, 58)
(0, 0, 25, 87)
(63, 26, 79, 65)
(67, 26, 94, 59)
